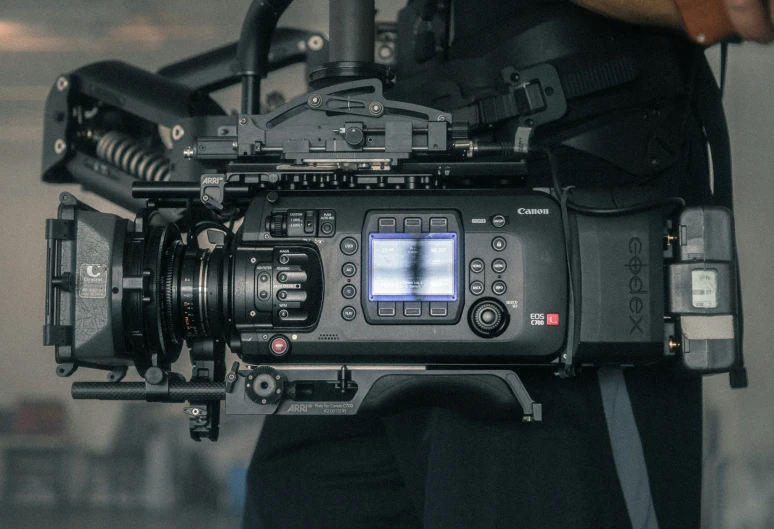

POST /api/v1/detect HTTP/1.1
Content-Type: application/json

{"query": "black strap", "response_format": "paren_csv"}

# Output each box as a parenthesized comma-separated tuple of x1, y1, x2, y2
(561, 56, 639, 99)
(452, 55, 640, 128)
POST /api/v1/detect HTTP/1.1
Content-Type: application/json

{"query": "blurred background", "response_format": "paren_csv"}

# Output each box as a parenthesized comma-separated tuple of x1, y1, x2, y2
(0, 1, 771, 528)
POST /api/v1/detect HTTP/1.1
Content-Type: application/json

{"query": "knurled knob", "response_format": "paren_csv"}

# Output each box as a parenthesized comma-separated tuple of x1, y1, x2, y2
(268, 213, 286, 238)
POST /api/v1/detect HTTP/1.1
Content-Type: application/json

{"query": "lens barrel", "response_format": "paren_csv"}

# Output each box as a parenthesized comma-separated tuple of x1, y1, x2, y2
(161, 242, 225, 346)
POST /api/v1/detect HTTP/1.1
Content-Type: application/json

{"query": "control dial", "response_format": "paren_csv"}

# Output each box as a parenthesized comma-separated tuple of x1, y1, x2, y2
(245, 366, 285, 405)
(468, 299, 509, 338)
(266, 213, 286, 237)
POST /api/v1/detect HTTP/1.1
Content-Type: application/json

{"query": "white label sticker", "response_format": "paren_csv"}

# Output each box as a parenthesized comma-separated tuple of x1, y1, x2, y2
(79, 264, 108, 299)
(691, 269, 718, 309)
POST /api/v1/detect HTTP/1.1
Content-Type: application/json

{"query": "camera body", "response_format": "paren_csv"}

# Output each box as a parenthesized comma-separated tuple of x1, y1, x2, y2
(232, 189, 566, 364)
(48, 185, 736, 377)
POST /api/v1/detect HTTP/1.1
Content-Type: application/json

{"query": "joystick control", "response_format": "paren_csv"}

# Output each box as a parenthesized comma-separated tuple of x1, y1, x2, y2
(468, 299, 509, 338)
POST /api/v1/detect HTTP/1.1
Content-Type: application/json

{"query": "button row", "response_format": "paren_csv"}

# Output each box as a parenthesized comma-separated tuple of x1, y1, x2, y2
(470, 258, 507, 274)
(377, 301, 448, 317)
(470, 280, 508, 296)
(377, 217, 449, 233)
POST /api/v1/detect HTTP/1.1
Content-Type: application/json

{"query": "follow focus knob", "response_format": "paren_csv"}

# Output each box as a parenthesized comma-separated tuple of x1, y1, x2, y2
(468, 299, 509, 338)
(245, 366, 285, 405)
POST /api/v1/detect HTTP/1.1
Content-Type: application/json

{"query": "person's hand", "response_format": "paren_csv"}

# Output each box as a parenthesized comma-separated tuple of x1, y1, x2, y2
(723, 0, 774, 42)
(571, 0, 774, 44)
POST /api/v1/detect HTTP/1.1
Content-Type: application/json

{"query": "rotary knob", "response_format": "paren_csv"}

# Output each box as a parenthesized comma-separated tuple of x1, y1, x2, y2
(245, 366, 285, 405)
(266, 213, 286, 237)
(468, 299, 509, 338)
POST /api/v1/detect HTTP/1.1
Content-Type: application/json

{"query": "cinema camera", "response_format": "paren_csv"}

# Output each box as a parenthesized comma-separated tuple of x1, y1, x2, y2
(41, 0, 746, 440)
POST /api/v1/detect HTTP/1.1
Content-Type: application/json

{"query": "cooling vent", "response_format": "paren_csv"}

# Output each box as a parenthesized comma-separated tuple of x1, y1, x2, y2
(317, 334, 340, 341)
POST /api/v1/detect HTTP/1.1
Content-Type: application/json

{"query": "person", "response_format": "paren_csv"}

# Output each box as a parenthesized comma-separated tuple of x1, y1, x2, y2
(242, 1, 769, 527)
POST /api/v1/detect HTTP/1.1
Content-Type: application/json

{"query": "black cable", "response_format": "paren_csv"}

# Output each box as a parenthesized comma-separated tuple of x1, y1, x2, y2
(720, 41, 728, 98)
(565, 197, 685, 216)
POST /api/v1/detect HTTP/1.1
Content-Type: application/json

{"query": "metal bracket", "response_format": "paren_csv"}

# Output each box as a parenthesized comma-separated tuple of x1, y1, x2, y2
(226, 366, 542, 422)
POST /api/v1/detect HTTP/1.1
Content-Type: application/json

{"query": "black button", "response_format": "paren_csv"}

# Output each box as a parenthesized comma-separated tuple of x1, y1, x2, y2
(470, 281, 484, 295)
(404, 218, 422, 233)
(492, 281, 507, 295)
(278, 309, 289, 319)
(378, 302, 396, 317)
(318, 210, 336, 237)
(259, 273, 270, 282)
(492, 259, 507, 273)
(378, 218, 396, 233)
(277, 290, 307, 303)
(342, 263, 357, 277)
(259, 290, 269, 299)
(340, 237, 358, 255)
(470, 259, 484, 274)
(480, 309, 497, 325)
(341, 306, 357, 321)
(277, 270, 307, 283)
(277, 253, 308, 265)
(492, 215, 506, 228)
(492, 237, 507, 251)
(430, 218, 448, 232)
(404, 302, 421, 316)
(342, 284, 357, 299)
(430, 302, 448, 317)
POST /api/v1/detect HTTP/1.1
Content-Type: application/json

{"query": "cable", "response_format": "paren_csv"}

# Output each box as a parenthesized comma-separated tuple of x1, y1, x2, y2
(565, 197, 685, 217)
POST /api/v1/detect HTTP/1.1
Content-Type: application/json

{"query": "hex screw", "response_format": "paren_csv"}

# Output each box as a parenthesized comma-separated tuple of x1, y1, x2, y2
(54, 139, 66, 154)
(308, 35, 324, 51)
(308, 94, 322, 108)
(56, 77, 69, 92)
(369, 102, 383, 115)
(239, 117, 248, 125)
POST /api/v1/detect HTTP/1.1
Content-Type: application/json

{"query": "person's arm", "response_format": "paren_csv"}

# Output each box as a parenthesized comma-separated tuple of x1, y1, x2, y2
(570, 0, 774, 43)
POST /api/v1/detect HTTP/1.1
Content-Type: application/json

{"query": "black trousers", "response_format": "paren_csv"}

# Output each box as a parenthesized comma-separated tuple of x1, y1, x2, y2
(243, 368, 702, 529)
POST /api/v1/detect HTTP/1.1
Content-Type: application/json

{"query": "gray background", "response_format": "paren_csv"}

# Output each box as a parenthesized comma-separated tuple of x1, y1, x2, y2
(0, 1, 771, 527)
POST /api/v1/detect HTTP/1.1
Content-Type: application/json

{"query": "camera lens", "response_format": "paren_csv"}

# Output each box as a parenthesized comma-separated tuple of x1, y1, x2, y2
(160, 242, 225, 346)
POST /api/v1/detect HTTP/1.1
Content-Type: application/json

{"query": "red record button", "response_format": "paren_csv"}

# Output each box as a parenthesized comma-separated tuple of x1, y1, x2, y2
(546, 313, 560, 326)
(270, 335, 290, 355)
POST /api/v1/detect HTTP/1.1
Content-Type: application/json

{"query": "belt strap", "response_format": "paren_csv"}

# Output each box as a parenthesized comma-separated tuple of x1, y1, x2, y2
(452, 56, 639, 128)
(598, 368, 660, 529)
